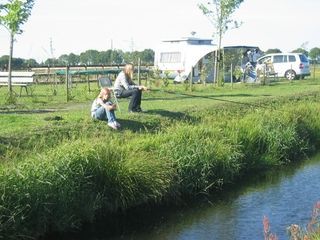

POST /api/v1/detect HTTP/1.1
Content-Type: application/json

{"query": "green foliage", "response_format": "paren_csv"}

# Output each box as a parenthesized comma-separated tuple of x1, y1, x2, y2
(0, 0, 35, 98)
(198, 0, 244, 36)
(265, 48, 282, 54)
(0, 138, 173, 237)
(0, 0, 34, 34)
(158, 124, 242, 195)
(14, 48, 155, 67)
(309, 47, 320, 61)
(291, 47, 309, 56)
(162, 70, 170, 87)
(4, 91, 17, 105)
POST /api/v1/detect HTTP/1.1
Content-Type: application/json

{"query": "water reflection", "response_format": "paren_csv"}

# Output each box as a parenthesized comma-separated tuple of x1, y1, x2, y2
(117, 155, 320, 240)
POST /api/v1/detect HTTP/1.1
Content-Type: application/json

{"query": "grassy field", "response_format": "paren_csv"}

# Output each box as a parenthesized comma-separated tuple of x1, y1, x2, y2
(1, 77, 320, 239)
(1, 77, 320, 134)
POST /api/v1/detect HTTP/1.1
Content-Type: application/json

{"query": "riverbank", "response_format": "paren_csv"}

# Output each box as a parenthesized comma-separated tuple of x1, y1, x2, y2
(1, 82, 320, 239)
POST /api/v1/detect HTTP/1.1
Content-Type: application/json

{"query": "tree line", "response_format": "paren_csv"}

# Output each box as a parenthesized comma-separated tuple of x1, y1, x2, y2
(0, 48, 155, 70)
(2, 46, 320, 72)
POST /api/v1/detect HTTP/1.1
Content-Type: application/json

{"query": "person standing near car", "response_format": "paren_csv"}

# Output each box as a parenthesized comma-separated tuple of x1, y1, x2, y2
(114, 63, 148, 113)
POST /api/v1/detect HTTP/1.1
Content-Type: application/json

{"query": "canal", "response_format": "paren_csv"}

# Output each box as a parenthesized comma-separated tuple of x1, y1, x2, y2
(59, 154, 320, 240)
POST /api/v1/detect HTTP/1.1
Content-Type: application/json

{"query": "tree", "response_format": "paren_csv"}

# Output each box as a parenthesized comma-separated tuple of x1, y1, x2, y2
(198, 0, 244, 85)
(24, 58, 38, 68)
(67, 53, 80, 65)
(265, 48, 282, 54)
(309, 47, 320, 63)
(0, 0, 34, 99)
(58, 54, 70, 65)
(79, 49, 100, 65)
(140, 49, 154, 65)
(291, 48, 308, 56)
(44, 58, 60, 66)
(112, 50, 124, 64)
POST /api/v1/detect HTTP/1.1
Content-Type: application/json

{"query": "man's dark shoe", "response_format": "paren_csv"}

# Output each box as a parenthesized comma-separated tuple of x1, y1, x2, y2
(129, 108, 145, 113)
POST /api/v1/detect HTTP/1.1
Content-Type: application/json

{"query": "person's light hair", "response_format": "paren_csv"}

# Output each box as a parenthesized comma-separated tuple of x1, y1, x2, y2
(124, 63, 134, 79)
(99, 87, 110, 98)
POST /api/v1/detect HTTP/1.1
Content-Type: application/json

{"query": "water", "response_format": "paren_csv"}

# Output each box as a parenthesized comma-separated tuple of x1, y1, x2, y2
(62, 155, 320, 240)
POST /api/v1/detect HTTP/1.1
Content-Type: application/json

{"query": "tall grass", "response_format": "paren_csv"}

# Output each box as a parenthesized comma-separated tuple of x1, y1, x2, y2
(0, 139, 173, 238)
(156, 124, 243, 195)
(0, 95, 320, 238)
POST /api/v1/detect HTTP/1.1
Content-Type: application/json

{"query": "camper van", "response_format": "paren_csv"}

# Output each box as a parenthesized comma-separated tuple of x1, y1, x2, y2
(154, 37, 217, 83)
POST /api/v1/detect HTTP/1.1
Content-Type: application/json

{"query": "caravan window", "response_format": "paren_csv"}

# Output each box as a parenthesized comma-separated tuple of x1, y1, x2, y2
(160, 52, 181, 63)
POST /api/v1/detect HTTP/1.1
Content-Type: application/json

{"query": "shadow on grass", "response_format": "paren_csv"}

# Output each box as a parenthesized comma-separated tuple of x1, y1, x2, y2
(145, 109, 198, 122)
(144, 89, 271, 103)
(145, 92, 271, 110)
(116, 109, 198, 132)
(116, 118, 159, 132)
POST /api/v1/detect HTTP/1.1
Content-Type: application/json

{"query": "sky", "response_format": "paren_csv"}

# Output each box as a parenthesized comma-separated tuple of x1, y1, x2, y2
(0, 0, 319, 62)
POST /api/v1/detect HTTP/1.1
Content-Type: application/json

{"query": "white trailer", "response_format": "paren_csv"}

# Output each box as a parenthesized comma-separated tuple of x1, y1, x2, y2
(154, 37, 217, 83)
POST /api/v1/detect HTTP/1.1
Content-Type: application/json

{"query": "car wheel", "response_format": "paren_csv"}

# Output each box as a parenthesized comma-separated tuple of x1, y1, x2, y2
(285, 70, 296, 80)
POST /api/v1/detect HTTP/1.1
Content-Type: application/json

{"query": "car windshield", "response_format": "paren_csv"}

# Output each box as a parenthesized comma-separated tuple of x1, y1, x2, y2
(299, 54, 309, 62)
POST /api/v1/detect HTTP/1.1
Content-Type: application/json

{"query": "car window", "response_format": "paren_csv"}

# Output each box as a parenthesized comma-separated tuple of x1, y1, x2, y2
(258, 56, 267, 64)
(283, 55, 288, 62)
(258, 56, 272, 64)
(273, 55, 285, 63)
(289, 55, 296, 62)
(299, 54, 308, 62)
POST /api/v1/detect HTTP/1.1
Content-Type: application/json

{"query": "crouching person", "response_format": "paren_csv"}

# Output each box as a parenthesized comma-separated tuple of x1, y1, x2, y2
(91, 87, 120, 130)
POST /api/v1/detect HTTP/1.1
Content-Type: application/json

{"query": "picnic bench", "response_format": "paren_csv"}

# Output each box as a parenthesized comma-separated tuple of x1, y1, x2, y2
(0, 71, 35, 96)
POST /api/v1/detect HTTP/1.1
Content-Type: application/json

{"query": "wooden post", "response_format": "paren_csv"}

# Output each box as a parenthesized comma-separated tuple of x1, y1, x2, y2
(53, 68, 57, 95)
(231, 63, 233, 89)
(190, 66, 193, 91)
(263, 64, 266, 85)
(47, 65, 50, 82)
(66, 65, 70, 101)
(84, 64, 90, 90)
(138, 58, 141, 85)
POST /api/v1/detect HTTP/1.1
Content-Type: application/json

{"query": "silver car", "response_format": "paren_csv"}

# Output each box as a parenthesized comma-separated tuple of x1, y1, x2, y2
(256, 53, 310, 80)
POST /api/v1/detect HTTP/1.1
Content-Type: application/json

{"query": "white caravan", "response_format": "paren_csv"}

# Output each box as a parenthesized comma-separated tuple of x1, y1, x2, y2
(154, 37, 217, 83)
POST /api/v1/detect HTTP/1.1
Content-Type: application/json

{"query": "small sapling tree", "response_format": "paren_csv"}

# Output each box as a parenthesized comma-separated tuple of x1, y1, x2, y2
(0, 0, 35, 102)
(198, 0, 244, 85)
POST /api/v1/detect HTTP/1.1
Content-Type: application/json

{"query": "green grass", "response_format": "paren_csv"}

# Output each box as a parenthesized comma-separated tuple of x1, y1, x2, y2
(1, 77, 320, 238)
